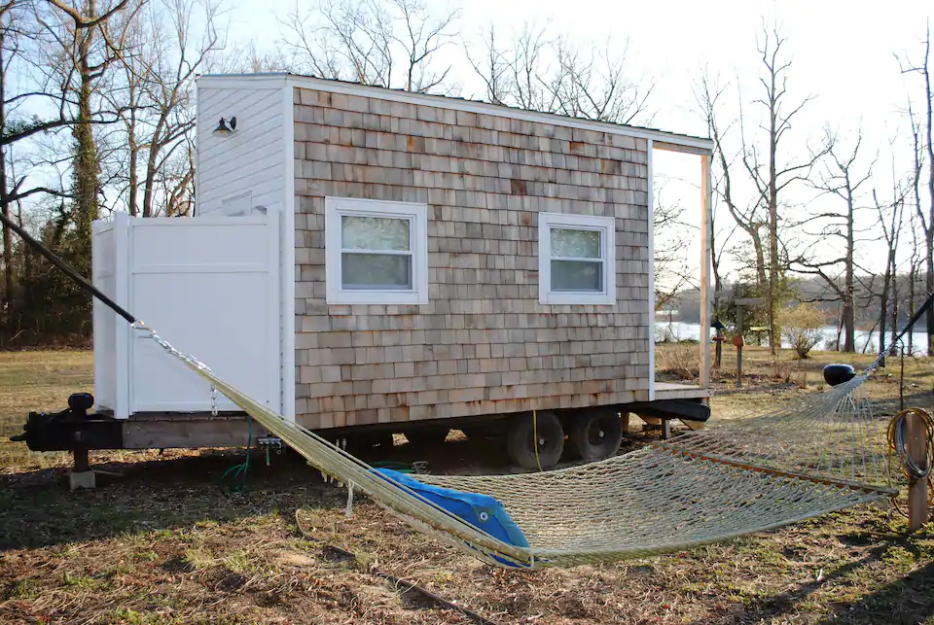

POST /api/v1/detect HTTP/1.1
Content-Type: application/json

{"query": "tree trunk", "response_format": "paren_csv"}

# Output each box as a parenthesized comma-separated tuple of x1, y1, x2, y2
(142, 109, 171, 218)
(142, 144, 159, 218)
(924, 31, 934, 357)
(753, 234, 767, 292)
(879, 278, 889, 368)
(843, 201, 855, 352)
(128, 106, 138, 217)
(927, 254, 934, 356)
(73, 0, 100, 268)
(908, 266, 915, 354)
(0, 26, 13, 332)
(835, 310, 844, 351)
(767, 65, 780, 356)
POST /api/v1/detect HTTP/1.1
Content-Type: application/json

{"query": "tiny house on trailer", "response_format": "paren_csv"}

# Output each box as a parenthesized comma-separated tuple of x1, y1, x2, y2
(21, 73, 716, 470)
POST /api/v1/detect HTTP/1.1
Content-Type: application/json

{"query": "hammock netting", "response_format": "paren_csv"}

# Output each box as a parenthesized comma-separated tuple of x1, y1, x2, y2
(145, 326, 898, 569)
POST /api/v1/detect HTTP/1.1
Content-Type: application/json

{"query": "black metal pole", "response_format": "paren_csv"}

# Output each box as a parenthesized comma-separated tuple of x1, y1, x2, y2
(0, 210, 137, 324)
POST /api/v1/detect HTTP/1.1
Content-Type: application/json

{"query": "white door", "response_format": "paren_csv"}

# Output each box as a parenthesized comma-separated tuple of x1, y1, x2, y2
(127, 214, 281, 415)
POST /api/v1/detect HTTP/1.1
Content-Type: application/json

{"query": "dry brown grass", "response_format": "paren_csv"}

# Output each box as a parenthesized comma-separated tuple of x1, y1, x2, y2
(0, 349, 933, 624)
(657, 342, 699, 381)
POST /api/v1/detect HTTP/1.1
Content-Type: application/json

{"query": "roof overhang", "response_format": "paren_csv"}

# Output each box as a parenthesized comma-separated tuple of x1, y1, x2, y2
(196, 73, 714, 156)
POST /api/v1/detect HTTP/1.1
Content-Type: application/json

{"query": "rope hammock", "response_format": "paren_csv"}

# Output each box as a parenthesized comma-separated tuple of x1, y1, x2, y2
(0, 210, 925, 570)
(143, 325, 907, 569)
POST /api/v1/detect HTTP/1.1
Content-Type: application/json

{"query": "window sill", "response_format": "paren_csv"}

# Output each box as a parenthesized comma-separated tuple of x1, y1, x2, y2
(539, 292, 616, 306)
(326, 290, 428, 305)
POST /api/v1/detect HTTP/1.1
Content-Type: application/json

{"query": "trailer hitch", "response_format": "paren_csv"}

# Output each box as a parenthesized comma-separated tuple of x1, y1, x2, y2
(9, 393, 123, 451)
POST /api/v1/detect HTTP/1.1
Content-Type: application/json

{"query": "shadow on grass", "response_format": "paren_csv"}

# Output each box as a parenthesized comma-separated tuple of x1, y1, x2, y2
(870, 390, 934, 416)
(737, 531, 934, 625)
(0, 433, 548, 553)
(0, 447, 346, 552)
(815, 558, 934, 624)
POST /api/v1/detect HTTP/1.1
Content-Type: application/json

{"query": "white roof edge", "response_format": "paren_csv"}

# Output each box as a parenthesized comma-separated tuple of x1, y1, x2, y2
(196, 73, 714, 154)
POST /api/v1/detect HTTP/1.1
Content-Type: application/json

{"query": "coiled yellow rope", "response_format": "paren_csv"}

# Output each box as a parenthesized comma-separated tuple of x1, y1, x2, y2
(886, 407, 934, 517)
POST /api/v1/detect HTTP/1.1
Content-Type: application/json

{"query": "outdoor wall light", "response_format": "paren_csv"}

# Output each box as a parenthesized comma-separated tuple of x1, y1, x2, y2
(213, 117, 237, 136)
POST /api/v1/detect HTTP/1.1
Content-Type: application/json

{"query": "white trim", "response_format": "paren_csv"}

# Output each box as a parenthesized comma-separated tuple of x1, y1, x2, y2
(647, 139, 656, 402)
(197, 73, 714, 154)
(114, 211, 130, 419)
(538, 212, 616, 306)
(265, 212, 282, 411)
(195, 79, 201, 216)
(282, 83, 296, 422)
(325, 196, 429, 305)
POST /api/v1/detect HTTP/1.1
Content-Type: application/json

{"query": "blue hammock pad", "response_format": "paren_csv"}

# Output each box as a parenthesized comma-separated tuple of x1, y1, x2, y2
(371, 468, 530, 567)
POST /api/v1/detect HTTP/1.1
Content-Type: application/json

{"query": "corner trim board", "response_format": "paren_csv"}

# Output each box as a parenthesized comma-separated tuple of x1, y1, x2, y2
(283, 83, 296, 422)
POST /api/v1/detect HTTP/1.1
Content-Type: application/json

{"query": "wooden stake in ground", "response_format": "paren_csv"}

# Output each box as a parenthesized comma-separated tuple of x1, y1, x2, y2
(907, 409, 930, 532)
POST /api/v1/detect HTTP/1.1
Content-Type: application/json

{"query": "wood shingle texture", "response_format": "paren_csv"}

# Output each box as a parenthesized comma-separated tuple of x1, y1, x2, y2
(292, 87, 651, 430)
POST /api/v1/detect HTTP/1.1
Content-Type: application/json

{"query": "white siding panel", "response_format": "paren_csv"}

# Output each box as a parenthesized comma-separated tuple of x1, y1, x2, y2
(196, 85, 286, 218)
(126, 216, 282, 414)
(92, 221, 117, 412)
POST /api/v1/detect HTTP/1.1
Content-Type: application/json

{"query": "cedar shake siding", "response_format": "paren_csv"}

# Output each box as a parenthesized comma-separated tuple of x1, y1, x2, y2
(291, 86, 651, 430)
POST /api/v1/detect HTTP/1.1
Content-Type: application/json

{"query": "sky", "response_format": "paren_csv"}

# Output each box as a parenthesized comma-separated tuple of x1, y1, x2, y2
(212, 0, 932, 286)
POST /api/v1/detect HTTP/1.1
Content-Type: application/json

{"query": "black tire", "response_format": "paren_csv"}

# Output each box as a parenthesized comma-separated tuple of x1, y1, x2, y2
(404, 428, 450, 446)
(506, 411, 564, 469)
(567, 410, 623, 461)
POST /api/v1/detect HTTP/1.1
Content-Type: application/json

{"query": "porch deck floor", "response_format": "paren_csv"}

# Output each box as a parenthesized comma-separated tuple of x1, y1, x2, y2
(654, 382, 710, 400)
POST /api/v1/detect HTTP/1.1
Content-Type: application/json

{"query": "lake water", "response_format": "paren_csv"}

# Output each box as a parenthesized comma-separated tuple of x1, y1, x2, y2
(655, 321, 931, 356)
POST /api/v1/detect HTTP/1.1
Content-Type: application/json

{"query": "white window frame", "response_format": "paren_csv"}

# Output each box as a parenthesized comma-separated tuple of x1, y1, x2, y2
(325, 196, 429, 305)
(538, 212, 616, 306)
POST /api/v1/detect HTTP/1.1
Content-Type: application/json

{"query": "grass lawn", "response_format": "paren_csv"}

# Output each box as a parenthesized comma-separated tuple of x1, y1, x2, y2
(0, 347, 932, 624)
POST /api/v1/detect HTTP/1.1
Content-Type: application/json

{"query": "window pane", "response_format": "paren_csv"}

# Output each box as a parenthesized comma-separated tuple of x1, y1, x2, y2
(551, 227, 602, 259)
(551, 260, 603, 292)
(342, 253, 412, 289)
(342, 216, 410, 251)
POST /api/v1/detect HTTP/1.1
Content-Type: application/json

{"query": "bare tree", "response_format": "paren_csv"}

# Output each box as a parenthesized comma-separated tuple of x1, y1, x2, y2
(33, 0, 142, 266)
(652, 182, 694, 312)
(280, 0, 459, 93)
(742, 22, 824, 354)
(108, 0, 221, 217)
(1, 0, 125, 326)
(466, 21, 653, 125)
(696, 71, 758, 299)
(872, 178, 907, 367)
(790, 128, 874, 352)
(465, 20, 556, 112)
(697, 67, 770, 311)
(897, 23, 934, 356)
(1, 0, 27, 320)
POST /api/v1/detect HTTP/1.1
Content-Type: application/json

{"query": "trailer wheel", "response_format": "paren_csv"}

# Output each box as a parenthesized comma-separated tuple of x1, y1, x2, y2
(567, 410, 623, 461)
(506, 411, 564, 469)
(404, 428, 450, 446)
